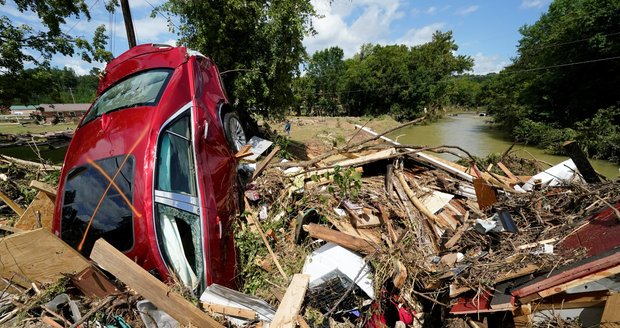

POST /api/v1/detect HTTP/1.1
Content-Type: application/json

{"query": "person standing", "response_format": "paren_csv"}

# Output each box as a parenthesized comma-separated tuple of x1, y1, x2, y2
(284, 120, 291, 136)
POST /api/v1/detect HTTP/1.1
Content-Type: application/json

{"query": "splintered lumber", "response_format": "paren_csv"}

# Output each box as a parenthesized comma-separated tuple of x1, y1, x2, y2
(0, 190, 25, 216)
(271, 274, 310, 328)
(444, 221, 470, 249)
(0, 229, 90, 288)
(307, 148, 397, 178)
(90, 239, 223, 328)
(244, 198, 288, 280)
(303, 223, 378, 254)
(14, 191, 55, 231)
(497, 162, 520, 183)
(396, 171, 452, 230)
(533, 264, 620, 300)
(252, 145, 281, 180)
(0, 155, 62, 170)
(601, 293, 620, 326)
(29, 180, 57, 200)
(562, 141, 601, 183)
(203, 302, 257, 320)
(512, 250, 620, 298)
(323, 215, 382, 245)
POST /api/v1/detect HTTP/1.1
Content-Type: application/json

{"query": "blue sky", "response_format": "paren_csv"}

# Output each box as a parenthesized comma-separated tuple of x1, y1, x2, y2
(2, 0, 551, 75)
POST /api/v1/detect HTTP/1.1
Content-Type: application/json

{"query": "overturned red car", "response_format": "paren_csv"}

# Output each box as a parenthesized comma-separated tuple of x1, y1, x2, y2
(52, 44, 247, 293)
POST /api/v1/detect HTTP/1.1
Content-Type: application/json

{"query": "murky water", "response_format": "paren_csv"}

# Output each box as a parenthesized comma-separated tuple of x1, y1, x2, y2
(392, 113, 620, 179)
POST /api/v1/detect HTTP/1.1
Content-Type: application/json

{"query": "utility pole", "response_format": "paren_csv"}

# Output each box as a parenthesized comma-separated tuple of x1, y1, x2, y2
(120, 0, 137, 48)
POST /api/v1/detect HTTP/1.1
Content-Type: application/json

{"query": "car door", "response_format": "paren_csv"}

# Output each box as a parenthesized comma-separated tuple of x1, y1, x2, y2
(152, 104, 207, 292)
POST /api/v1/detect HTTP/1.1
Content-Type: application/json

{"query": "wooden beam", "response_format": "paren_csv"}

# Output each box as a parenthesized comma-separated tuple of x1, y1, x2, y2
(29, 180, 57, 200)
(90, 239, 223, 328)
(243, 198, 288, 280)
(271, 274, 310, 328)
(497, 162, 520, 183)
(0, 190, 25, 216)
(601, 293, 620, 326)
(532, 265, 620, 301)
(396, 171, 452, 230)
(0, 229, 90, 288)
(252, 145, 281, 180)
(563, 141, 601, 183)
(202, 302, 257, 320)
(512, 251, 620, 298)
(303, 223, 378, 254)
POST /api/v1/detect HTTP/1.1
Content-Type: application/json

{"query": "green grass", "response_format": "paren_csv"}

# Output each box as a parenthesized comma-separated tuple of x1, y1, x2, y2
(0, 123, 77, 134)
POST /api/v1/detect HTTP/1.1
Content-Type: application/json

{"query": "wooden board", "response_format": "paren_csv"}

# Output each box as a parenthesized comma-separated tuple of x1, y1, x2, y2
(14, 191, 55, 231)
(600, 293, 620, 326)
(29, 180, 57, 200)
(203, 302, 257, 320)
(271, 274, 309, 328)
(323, 216, 382, 245)
(473, 178, 497, 210)
(535, 265, 620, 300)
(90, 239, 223, 328)
(71, 266, 119, 299)
(0, 190, 25, 216)
(252, 145, 281, 180)
(303, 223, 378, 254)
(0, 229, 90, 288)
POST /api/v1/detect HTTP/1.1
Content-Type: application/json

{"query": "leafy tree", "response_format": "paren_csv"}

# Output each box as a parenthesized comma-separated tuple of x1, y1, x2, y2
(304, 46, 345, 116)
(160, 0, 316, 118)
(0, 0, 112, 75)
(506, 0, 620, 125)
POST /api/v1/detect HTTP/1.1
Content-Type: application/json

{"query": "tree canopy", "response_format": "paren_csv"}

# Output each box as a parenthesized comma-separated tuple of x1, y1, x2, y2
(160, 0, 316, 118)
(293, 31, 473, 120)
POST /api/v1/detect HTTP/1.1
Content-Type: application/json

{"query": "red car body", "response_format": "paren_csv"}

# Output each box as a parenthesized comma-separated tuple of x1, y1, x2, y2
(52, 44, 241, 292)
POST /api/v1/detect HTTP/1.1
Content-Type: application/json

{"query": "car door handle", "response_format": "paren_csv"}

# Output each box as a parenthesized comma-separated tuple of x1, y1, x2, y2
(203, 120, 209, 140)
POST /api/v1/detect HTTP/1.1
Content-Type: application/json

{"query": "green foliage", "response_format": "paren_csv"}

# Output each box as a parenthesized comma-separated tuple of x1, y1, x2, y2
(0, 66, 100, 107)
(293, 31, 473, 120)
(0, 1, 112, 77)
(160, 0, 316, 118)
(576, 106, 620, 162)
(322, 166, 362, 200)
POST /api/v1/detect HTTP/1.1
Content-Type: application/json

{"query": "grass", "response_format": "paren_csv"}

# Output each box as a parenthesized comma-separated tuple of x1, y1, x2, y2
(0, 123, 77, 134)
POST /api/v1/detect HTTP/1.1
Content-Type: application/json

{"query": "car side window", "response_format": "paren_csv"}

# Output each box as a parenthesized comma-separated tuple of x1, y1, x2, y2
(154, 111, 204, 292)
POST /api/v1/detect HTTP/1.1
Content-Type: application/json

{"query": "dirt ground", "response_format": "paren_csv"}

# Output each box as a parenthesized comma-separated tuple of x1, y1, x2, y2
(266, 116, 400, 157)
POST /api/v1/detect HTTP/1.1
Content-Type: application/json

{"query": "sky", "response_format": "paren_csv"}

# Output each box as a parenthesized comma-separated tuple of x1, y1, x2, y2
(2, 0, 551, 75)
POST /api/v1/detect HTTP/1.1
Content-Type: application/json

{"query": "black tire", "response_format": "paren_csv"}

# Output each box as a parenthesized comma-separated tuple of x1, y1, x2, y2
(223, 112, 247, 152)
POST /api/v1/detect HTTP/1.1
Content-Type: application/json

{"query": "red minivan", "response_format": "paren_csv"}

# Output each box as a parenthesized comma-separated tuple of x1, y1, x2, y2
(52, 44, 247, 293)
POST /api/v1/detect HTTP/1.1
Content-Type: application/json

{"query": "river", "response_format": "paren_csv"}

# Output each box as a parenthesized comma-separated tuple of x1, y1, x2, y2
(2, 113, 618, 179)
(391, 113, 619, 179)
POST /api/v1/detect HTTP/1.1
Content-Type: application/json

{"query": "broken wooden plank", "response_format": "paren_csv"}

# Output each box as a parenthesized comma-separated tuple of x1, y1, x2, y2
(535, 265, 620, 300)
(234, 144, 254, 159)
(0, 190, 25, 216)
(29, 180, 57, 200)
(14, 191, 55, 231)
(303, 223, 378, 254)
(497, 162, 520, 183)
(90, 239, 223, 328)
(563, 141, 601, 183)
(0, 229, 90, 288)
(271, 274, 310, 328)
(244, 198, 288, 280)
(396, 171, 452, 230)
(203, 302, 257, 320)
(600, 292, 620, 326)
(323, 215, 382, 245)
(252, 145, 281, 180)
(444, 220, 470, 249)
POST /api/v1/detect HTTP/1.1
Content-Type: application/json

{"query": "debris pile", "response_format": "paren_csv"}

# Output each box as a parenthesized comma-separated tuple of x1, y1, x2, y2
(0, 120, 619, 327)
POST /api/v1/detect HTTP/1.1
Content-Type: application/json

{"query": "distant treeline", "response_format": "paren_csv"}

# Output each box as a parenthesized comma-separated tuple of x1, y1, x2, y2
(0, 67, 100, 109)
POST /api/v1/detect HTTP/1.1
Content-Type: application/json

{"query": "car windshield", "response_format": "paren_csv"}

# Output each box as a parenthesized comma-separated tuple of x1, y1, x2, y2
(82, 68, 173, 125)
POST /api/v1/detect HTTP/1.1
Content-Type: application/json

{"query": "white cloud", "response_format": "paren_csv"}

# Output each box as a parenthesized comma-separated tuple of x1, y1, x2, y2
(426, 6, 437, 14)
(133, 16, 173, 43)
(129, 0, 167, 9)
(305, 0, 419, 57)
(395, 23, 446, 46)
(521, 0, 546, 8)
(55, 56, 105, 76)
(471, 53, 508, 75)
(455, 5, 479, 16)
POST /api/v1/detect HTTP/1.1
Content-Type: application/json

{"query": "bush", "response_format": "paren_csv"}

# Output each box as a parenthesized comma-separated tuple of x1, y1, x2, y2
(576, 106, 620, 163)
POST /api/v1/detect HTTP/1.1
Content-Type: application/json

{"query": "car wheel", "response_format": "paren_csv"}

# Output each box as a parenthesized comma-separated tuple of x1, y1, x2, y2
(223, 112, 247, 152)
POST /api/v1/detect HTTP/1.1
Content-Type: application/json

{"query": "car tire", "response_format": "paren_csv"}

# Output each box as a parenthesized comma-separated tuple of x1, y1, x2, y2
(223, 112, 247, 152)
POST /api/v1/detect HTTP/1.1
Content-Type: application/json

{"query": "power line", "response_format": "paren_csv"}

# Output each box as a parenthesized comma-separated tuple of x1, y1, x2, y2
(520, 31, 620, 53)
(142, 0, 179, 32)
(505, 55, 620, 74)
